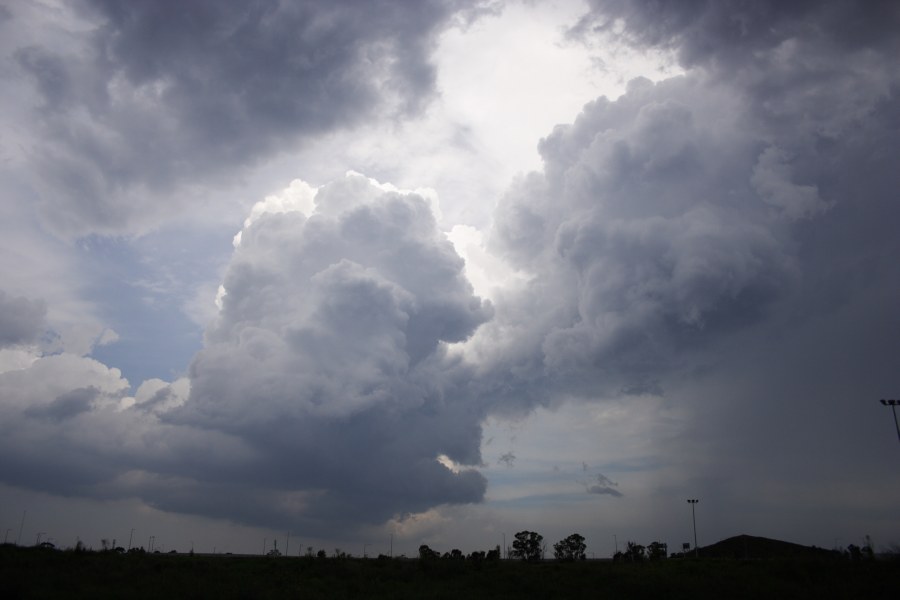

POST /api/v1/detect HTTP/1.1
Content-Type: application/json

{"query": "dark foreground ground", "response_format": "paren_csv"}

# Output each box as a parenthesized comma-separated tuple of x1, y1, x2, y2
(2, 545, 899, 599)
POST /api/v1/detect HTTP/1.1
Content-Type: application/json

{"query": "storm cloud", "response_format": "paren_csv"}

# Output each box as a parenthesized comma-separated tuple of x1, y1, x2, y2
(472, 0, 900, 412)
(0, 0, 898, 550)
(5, 0, 473, 237)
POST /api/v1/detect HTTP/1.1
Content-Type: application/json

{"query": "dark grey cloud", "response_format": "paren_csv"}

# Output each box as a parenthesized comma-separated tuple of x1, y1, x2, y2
(477, 0, 900, 413)
(0, 290, 47, 348)
(470, 0, 900, 544)
(4, 0, 478, 237)
(573, 1, 900, 72)
(585, 473, 621, 497)
(24, 386, 99, 422)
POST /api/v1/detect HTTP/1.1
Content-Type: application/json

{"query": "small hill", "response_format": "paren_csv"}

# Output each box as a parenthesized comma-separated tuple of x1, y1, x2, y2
(697, 534, 840, 559)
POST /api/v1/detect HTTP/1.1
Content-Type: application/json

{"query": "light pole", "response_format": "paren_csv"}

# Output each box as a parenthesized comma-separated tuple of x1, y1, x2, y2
(687, 499, 699, 557)
(128, 528, 135, 551)
(363, 543, 370, 559)
(17, 510, 26, 546)
(502, 533, 506, 560)
(880, 399, 900, 441)
(4, 528, 10, 544)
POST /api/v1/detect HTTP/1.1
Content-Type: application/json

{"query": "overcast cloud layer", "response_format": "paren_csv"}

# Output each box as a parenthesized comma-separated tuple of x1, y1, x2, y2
(1, 0, 899, 552)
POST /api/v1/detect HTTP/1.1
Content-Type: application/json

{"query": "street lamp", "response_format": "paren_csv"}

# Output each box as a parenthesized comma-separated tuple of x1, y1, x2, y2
(687, 499, 699, 557)
(880, 399, 900, 442)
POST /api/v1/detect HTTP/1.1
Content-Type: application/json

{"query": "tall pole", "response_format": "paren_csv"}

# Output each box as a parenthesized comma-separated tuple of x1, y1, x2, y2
(286, 532, 290, 557)
(880, 400, 900, 441)
(614, 534, 618, 556)
(128, 528, 135, 551)
(17, 510, 26, 546)
(390, 533, 393, 558)
(502, 533, 506, 560)
(4, 528, 11, 544)
(687, 499, 699, 557)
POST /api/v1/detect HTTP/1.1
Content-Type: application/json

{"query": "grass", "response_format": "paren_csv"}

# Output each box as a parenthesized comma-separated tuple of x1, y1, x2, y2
(2, 545, 899, 599)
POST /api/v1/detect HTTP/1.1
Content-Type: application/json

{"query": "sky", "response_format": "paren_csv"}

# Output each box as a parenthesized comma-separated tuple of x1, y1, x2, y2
(1, 0, 898, 557)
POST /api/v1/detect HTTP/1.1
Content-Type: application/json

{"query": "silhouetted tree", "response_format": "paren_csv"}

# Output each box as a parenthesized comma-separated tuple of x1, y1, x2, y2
(648, 541, 668, 560)
(553, 533, 586, 561)
(863, 535, 875, 560)
(615, 541, 645, 562)
(511, 531, 544, 562)
(486, 546, 501, 561)
(418, 544, 440, 560)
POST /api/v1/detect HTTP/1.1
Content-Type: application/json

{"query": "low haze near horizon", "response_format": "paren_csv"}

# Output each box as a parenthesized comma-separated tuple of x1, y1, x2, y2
(1, 0, 898, 557)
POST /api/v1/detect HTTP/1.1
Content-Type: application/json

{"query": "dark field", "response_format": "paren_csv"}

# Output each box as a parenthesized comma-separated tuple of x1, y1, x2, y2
(2, 545, 899, 599)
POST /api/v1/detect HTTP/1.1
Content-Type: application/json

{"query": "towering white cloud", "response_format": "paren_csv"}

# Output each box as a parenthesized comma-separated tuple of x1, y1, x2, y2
(167, 173, 493, 532)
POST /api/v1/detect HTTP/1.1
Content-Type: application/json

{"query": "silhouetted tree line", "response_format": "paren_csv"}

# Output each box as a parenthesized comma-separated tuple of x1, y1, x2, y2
(418, 544, 501, 562)
(613, 540, 668, 562)
(417, 531, 592, 563)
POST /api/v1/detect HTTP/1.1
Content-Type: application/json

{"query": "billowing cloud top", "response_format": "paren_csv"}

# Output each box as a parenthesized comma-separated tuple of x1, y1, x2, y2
(475, 0, 900, 407)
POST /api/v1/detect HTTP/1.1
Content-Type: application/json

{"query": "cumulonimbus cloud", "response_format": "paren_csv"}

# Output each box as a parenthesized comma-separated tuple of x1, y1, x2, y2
(0, 0, 898, 543)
